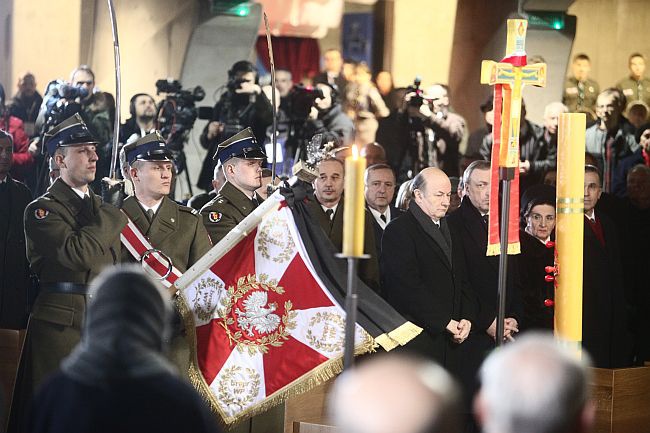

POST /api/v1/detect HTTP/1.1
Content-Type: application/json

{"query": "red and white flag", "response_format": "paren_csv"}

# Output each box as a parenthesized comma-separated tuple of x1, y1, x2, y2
(174, 189, 386, 424)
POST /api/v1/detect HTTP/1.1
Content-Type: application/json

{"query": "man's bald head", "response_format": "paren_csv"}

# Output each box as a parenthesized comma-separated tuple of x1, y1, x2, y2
(330, 354, 461, 433)
(412, 168, 452, 221)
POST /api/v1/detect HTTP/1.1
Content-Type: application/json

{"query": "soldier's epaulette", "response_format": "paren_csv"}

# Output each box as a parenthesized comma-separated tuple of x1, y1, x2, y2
(179, 205, 199, 215)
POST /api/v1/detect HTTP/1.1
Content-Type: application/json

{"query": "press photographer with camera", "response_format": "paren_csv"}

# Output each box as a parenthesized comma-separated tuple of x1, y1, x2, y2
(284, 82, 354, 163)
(402, 83, 467, 178)
(197, 60, 273, 192)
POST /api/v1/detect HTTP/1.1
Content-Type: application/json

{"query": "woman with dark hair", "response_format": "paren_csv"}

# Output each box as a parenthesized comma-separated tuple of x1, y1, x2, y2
(518, 185, 556, 331)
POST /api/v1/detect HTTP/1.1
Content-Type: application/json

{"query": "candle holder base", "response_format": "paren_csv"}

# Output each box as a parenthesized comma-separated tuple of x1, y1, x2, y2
(335, 253, 370, 370)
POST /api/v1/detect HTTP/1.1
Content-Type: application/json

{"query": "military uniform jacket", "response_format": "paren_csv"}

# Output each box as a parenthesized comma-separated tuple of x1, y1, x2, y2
(563, 76, 599, 116)
(200, 181, 263, 245)
(121, 195, 212, 273)
(10, 178, 127, 425)
(24, 178, 126, 284)
(0, 175, 32, 328)
(617, 76, 650, 107)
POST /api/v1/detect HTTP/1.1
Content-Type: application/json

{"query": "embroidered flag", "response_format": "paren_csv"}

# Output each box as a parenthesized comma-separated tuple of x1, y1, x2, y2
(173, 181, 421, 424)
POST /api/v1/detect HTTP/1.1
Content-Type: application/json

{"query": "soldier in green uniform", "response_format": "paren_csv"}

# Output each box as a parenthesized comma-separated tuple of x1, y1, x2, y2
(562, 53, 599, 121)
(9, 114, 127, 431)
(121, 132, 211, 271)
(200, 127, 266, 244)
(617, 53, 650, 108)
(121, 132, 212, 377)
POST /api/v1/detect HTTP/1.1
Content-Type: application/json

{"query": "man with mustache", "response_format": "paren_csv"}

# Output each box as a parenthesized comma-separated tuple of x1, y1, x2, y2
(10, 114, 127, 431)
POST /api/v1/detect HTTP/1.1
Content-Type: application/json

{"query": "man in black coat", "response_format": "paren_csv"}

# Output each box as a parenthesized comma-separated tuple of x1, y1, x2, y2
(364, 163, 404, 257)
(306, 158, 380, 292)
(381, 167, 478, 372)
(447, 161, 521, 407)
(0, 130, 33, 329)
(582, 165, 633, 368)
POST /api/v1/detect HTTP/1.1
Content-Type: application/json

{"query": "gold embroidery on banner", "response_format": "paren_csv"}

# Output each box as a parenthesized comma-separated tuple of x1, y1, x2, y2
(305, 312, 345, 353)
(220, 274, 297, 355)
(191, 276, 224, 322)
(257, 215, 295, 263)
(217, 366, 262, 414)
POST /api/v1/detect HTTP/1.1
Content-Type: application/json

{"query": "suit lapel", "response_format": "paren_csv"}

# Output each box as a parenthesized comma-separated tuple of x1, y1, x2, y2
(409, 207, 452, 269)
(460, 200, 497, 271)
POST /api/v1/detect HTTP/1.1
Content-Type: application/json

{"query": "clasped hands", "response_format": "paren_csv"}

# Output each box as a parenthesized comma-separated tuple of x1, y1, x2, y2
(486, 317, 519, 342)
(446, 319, 471, 344)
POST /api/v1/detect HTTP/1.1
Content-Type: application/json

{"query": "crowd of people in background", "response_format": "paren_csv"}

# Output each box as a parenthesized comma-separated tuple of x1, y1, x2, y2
(1, 48, 649, 433)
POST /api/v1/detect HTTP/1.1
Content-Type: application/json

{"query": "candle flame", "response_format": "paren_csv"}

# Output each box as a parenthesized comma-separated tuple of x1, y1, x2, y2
(351, 144, 359, 160)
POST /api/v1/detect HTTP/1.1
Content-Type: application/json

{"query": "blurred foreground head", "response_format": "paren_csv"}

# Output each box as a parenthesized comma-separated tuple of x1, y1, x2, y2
(61, 265, 175, 387)
(476, 332, 594, 433)
(330, 354, 461, 433)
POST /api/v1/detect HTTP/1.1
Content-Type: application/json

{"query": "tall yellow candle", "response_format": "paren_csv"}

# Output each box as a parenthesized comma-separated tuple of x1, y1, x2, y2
(342, 145, 366, 257)
(555, 112, 586, 355)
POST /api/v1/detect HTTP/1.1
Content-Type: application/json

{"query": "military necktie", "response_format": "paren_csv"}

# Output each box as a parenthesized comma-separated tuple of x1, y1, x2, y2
(146, 209, 155, 222)
(252, 196, 260, 208)
(83, 195, 92, 210)
(380, 214, 387, 223)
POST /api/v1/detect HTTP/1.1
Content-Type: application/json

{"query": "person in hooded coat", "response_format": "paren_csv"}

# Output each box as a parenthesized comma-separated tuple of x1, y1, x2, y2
(27, 266, 221, 433)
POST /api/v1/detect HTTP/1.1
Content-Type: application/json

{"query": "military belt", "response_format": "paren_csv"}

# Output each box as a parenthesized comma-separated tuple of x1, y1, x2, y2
(40, 282, 89, 295)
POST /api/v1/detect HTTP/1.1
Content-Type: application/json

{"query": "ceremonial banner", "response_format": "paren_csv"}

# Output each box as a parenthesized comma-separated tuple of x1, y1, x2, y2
(173, 180, 421, 424)
(481, 19, 547, 256)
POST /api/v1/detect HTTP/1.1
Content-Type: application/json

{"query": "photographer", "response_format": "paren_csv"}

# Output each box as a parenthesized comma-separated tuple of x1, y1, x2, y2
(403, 83, 467, 177)
(197, 60, 273, 191)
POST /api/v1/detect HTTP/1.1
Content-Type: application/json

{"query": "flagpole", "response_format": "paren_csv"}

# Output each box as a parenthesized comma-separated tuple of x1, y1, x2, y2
(496, 167, 514, 346)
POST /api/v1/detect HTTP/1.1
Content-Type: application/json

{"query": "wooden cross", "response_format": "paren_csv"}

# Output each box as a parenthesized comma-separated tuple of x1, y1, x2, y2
(480, 19, 547, 168)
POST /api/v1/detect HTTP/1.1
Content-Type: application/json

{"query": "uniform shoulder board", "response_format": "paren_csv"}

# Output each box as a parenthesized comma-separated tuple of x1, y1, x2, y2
(178, 204, 198, 215)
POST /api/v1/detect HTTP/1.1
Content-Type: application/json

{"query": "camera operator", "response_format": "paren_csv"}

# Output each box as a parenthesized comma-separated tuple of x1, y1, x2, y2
(69, 65, 114, 190)
(120, 93, 157, 144)
(197, 60, 273, 191)
(403, 83, 467, 178)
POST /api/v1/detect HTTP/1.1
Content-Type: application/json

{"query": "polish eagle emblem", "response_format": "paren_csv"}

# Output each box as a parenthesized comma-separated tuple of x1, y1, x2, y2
(235, 291, 281, 337)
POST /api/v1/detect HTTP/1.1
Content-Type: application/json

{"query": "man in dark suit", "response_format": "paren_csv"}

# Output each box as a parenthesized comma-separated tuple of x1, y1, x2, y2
(582, 165, 632, 368)
(0, 130, 32, 329)
(364, 163, 404, 257)
(447, 160, 521, 411)
(381, 167, 478, 371)
(313, 48, 348, 95)
(306, 157, 380, 292)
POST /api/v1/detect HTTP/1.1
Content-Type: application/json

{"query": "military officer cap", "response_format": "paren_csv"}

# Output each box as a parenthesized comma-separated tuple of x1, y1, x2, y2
(213, 127, 266, 164)
(123, 131, 174, 165)
(43, 113, 98, 156)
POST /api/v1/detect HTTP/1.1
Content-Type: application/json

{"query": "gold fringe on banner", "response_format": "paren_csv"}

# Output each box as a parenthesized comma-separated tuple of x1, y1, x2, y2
(507, 242, 520, 255)
(177, 289, 378, 426)
(387, 321, 422, 346)
(487, 243, 501, 256)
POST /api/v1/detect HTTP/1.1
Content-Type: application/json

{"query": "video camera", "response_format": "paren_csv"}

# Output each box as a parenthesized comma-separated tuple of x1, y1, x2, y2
(406, 77, 427, 109)
(155, 78, 212, 174)
(286, 84, 325, 121)
(39, 80, 90, 136)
